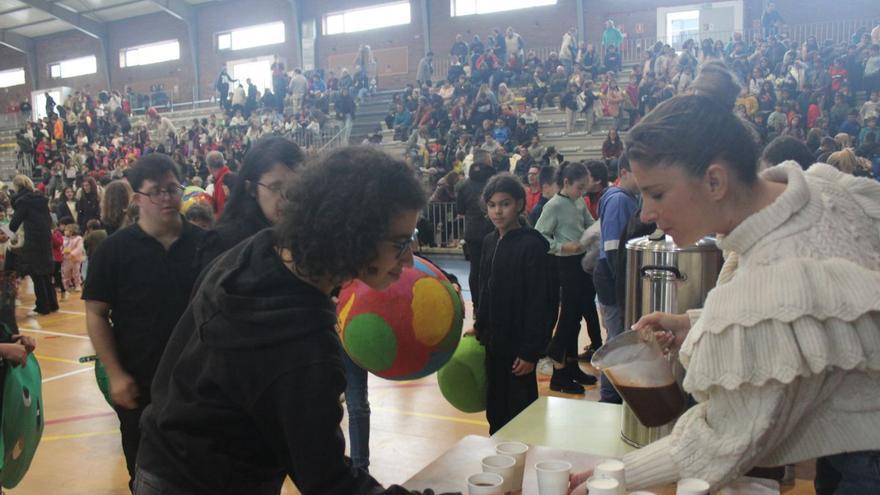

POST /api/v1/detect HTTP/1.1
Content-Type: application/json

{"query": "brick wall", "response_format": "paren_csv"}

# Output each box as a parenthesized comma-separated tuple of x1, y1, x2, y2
(0, 48, 32, 111)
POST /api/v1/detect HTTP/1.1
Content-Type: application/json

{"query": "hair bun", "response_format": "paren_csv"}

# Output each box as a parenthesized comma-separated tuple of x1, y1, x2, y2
(691, 61, 742, 110)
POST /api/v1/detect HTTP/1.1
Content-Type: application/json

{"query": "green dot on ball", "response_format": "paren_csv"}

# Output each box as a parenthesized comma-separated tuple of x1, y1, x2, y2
(344, 313, 398, 371)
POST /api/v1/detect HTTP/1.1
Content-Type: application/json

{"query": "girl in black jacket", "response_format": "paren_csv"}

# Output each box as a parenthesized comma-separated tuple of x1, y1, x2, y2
(76, 176, 101, 232)
(136, 146, 446, 495)
(476, 173, 557, 434)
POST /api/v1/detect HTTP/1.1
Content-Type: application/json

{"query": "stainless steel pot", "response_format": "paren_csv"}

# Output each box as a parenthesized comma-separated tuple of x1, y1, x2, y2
(620, 231, 723, 448)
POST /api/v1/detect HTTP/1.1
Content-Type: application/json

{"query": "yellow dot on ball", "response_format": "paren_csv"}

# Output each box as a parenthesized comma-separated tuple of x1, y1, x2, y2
(338, 292, 356, 332)
(412, 278, 454, 346)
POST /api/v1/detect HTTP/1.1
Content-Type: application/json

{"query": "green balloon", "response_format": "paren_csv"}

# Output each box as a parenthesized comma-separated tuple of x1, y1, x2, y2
(94, 359, 113, 407)
(437, 335, 487, 413)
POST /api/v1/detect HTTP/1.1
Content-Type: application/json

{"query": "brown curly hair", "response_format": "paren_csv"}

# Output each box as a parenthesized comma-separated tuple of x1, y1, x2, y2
(275, 146, 427, 284)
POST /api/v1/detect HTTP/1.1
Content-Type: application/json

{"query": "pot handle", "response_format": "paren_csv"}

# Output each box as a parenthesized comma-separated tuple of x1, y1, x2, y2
(639, 265, 686, 281)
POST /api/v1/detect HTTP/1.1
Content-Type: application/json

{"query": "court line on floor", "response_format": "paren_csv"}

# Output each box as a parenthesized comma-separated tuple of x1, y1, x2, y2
(42, 430, 118, 442)
(42, 367, 93, 383)
(20, 327, 91, 340)
(372, 406, 488, 427)
(45, 411, 116, 426)
(35, 354, 90, 365)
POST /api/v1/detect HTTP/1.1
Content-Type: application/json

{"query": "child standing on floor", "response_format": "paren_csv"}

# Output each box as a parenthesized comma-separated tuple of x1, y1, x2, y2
(62, 224, 84, 292)
(475, 173, 557, 434)
(51, 221, 65, 301)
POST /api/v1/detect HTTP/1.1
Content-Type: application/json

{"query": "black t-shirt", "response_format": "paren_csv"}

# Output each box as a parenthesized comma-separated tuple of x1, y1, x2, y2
(82, 220, 207, 387)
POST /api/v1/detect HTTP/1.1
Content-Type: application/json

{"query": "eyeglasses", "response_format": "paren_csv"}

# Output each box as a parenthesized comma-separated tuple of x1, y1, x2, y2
(135, 184, 184, 204)
(256, 181, 287, 199)
(389, 229, 419, 259)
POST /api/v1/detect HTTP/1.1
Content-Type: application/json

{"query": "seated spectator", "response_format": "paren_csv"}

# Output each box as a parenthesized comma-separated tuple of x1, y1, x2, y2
(547, 66, 569, 108)
(513, 118, 536, 147)
(838, 110, 862, 142)
(858, 115, 877, 146)
(493, 118, 511, 149)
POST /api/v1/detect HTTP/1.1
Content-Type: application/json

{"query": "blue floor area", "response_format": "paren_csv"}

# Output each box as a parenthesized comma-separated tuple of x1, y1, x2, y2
(422, 253, 472, 302)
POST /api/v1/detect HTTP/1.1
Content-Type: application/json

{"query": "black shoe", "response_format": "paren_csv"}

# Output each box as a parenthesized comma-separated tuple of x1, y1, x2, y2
(567, 363, 598, 386)
(549, 368, 585, 394)
(577, 348, 596, 362)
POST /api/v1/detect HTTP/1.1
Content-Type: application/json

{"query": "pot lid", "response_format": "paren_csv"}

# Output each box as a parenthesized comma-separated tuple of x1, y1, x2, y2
(625, 232, 719, 253)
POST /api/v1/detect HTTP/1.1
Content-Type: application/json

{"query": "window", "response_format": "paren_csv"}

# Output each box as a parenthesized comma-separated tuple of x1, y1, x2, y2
(228, 57, 273, 96)
(120, 40, 180, 68)
(323, 1, 411, 35)
(216, 22, 285, 51)
(48, 55, 97, 79)
(0, 68, 26, 89)
(450, 0, 556, 17)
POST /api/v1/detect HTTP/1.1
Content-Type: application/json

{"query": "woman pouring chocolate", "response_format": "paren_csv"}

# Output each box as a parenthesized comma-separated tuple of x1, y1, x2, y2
(569, 63, 880, 494)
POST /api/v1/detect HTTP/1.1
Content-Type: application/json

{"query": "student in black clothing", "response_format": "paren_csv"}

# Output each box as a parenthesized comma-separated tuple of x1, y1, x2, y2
(455, 149, 495, 312)
(476, 174, 557, 434)
(83, 154, 207, 490)
(136, 147, 452, 495)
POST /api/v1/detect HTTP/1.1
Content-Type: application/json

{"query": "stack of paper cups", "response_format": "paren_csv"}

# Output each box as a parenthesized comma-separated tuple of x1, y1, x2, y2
(594, 459, 626, 494)
(586, 477, 620, 495)
(495, 442, 528, 492)
(482, 455, 517, 494)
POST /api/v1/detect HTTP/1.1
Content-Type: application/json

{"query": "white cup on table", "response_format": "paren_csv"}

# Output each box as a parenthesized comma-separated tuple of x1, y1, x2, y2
(585, 476, 620, 495)
(676, 478, 710, 495)
(535, 460, 571, 495)
(482, 455, 517, 494)
(594, 459, 626, 494)
(468, 472, 505, 495)
(495, 442, 528, 491)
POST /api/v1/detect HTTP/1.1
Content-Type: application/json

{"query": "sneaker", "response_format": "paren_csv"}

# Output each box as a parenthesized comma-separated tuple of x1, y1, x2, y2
(26, 310, 39, 317)
(549, 368, 585, 395)
(567, 364, 598, 386)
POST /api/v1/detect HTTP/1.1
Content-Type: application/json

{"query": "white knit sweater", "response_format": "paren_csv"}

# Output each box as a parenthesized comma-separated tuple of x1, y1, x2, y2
(622, 162, 880, 490)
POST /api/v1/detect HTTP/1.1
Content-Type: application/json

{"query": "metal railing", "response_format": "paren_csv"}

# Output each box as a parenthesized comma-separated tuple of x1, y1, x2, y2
(0, 113, 25, 131)
(421, 202, 465, 249)
(318, 126, 349, 152)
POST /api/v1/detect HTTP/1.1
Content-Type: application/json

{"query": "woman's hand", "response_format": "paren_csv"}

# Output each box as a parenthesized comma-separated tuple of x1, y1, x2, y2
(108, 370, 140, 410)
(632, 311, 692, 354)
(0, 343, 30, 367)
(511, 358, 535, 376)
(567, 468, 593, 494)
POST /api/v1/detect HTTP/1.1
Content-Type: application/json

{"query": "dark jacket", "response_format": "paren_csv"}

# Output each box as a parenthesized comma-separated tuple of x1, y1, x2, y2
(55, 200, 76, 223)
(76, 193, 101, 232)
(475, 226, 558, 362)
(138, 229, 418, 495)
(195, 211, 272, 273)
(455, 178, 494, 242)
(9, 190, 53, 276)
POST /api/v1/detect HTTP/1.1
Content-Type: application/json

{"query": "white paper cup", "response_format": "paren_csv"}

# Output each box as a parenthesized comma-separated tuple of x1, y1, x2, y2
(628, 492, 657, 495)
(586, 476, 620, 495)
(535, 460, 571, 495)
(595, 459, 626, 487)
(676, 478, 710, 495)
(468, 472, 505, 495)
(482, 455, 517, 493)
(495, 442, 528, 490)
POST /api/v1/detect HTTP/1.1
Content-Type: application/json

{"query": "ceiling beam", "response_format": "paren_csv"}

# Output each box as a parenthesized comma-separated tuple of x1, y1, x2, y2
(13, 0, 107, 39)
(0, 5, 32, 15)
(4, 18, 55, 30)
(144, 0, 194, 21)
(0, 28, 34, 54)
(80, 0, 144, 15)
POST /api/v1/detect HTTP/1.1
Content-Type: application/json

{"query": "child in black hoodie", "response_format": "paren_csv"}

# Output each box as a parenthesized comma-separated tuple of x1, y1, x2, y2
(136, 147, 454, 495)
(475, 173, 558, 434)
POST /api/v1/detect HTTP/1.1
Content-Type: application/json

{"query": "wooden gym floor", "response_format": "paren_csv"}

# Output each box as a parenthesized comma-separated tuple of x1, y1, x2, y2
(11, 281, 817, 494)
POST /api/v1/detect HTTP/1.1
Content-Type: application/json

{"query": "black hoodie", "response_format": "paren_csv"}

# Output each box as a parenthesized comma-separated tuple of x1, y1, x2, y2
(9, 190, 53, 276)
(475, 226, 558, 362)
(138, 229, 417, 495)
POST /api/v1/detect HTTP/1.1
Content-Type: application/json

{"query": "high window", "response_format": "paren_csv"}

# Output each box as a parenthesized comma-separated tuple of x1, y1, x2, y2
(48, 55, 97, 80)
(217, 22, 285, 51)
(120, 40, 180, 68)
(450, 0, 557, 17)
(0, 68, 25, 88)
(323, 1, 411, 35)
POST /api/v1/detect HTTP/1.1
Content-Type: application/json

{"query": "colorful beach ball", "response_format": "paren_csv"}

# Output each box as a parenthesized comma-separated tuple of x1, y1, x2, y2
(337, 256, 464, 380)
(180, 186, 212, 214)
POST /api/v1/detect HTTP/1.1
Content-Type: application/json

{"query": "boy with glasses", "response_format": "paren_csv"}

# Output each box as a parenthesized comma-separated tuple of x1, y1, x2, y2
(83, 155, 207, 490)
